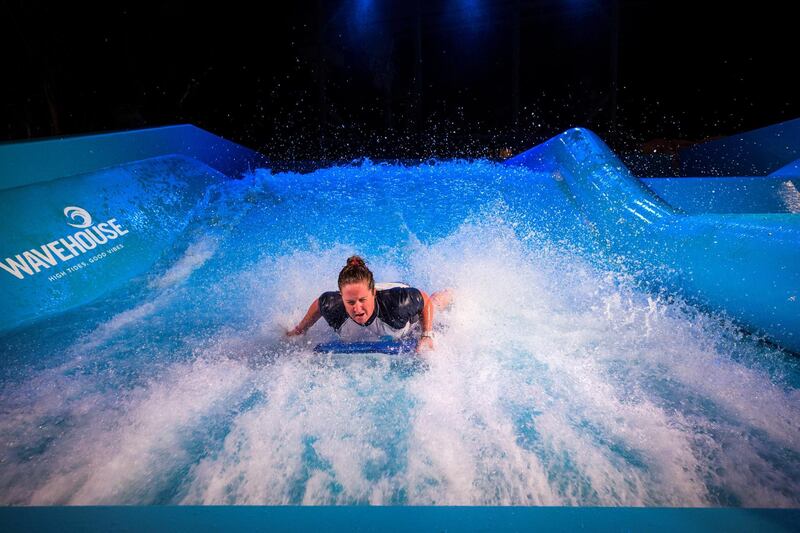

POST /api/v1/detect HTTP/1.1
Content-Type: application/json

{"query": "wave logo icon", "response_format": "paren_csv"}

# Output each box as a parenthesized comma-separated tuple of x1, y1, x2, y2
(64, 206, 93, 229)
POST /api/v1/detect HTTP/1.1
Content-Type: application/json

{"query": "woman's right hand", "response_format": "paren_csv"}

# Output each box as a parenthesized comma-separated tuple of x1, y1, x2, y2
(286, 300, 322, 338)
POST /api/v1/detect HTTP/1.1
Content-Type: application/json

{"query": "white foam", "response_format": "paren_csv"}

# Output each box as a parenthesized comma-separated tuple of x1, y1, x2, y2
(20, 352, 250, 504)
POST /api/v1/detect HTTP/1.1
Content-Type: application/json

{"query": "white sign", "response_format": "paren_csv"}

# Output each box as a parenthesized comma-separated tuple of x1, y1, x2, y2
(0, 206, 129, 280)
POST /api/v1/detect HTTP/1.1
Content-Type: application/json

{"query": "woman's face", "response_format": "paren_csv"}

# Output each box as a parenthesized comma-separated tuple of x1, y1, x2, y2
(340, 281, 376, 325)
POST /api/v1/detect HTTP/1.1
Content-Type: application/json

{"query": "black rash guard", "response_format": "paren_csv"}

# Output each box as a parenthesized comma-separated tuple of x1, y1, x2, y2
(318, 285, 424, 341)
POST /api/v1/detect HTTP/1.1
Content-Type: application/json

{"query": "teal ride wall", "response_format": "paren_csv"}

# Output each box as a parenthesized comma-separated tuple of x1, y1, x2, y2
(0, 125, 267, 334)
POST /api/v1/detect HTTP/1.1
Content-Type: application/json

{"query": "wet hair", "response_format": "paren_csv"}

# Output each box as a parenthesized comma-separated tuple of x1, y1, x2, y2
(338, 255, 375, 291)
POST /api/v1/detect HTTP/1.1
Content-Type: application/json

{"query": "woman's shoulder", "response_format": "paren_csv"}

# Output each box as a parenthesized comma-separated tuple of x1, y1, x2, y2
(375, 285, 424, 326)
(376, 285, 423, 308)
(318, 291, 342, 309)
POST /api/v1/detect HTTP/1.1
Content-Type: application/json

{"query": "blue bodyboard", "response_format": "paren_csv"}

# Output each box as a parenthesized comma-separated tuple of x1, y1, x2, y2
(313, 338, 418, 355)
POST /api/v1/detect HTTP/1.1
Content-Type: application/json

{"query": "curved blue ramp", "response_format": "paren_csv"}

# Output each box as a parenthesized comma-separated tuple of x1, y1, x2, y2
(641, 176, 800, 214)
(679, 117, 800, 177)
(507, 128, 800, 353)
(770, 158, 800, 178)
(635, 119, 800, 213)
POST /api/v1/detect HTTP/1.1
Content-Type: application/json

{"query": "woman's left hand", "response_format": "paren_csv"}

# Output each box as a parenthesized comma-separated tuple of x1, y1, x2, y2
(416, 336, 435, 353)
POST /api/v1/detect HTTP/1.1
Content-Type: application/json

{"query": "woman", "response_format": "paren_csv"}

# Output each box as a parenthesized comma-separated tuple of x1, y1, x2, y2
(286, 256, 452, 352)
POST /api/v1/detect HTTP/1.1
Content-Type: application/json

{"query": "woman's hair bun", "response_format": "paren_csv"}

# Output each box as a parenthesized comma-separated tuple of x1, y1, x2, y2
(346, 255, 366, 268)
(339, 255, 374, 290)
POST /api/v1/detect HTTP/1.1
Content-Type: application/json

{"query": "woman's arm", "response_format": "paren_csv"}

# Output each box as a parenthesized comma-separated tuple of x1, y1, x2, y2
(417, 290, 435, 352)
(286, 298, 322, 336)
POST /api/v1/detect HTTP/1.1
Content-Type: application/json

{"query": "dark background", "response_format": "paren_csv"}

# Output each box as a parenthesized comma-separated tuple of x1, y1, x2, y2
(3, 0, 797, 164)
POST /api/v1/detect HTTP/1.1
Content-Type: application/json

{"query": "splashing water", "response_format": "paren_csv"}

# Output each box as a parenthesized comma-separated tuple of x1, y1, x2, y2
(1, 160, 798, 506)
